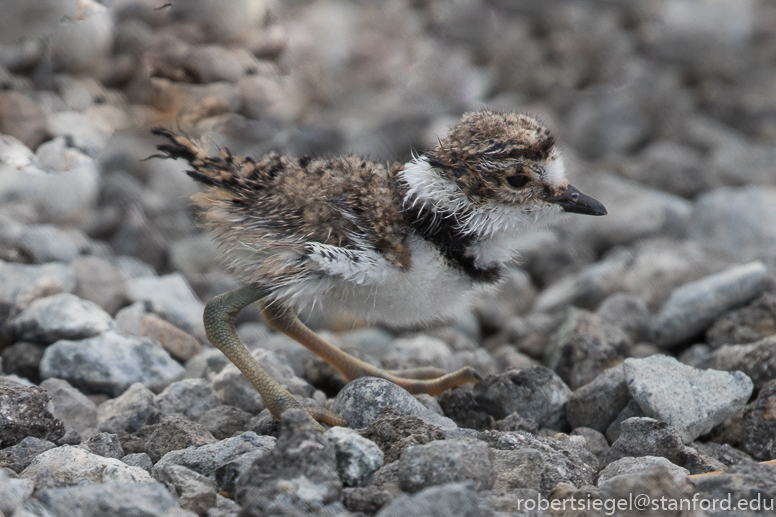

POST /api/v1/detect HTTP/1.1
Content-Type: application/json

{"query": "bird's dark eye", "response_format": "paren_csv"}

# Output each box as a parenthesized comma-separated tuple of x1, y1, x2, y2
(506, 174, 530, 188)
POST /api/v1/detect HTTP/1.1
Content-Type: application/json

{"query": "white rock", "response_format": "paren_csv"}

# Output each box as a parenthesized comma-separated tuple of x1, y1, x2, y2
(21, 446, 153, 484)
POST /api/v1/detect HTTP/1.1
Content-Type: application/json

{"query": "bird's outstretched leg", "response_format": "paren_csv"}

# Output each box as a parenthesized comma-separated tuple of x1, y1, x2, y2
(203, 285, 345, 431)
(262, 304, 482, 396)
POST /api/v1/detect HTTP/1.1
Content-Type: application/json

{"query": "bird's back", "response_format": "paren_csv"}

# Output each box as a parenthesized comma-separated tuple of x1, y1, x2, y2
(153, 129, 412, 286)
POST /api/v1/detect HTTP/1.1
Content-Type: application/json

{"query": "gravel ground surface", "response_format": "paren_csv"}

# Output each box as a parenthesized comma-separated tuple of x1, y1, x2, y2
(2, 0, 776, 516)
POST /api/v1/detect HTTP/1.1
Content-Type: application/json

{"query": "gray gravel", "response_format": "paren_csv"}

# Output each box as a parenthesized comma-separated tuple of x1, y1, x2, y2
(2, 0, 776, 513)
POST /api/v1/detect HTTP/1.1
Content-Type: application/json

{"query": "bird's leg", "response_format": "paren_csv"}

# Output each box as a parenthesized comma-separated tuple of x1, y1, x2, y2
(203, 285, 345, 431)
(262, 304, 482, 395)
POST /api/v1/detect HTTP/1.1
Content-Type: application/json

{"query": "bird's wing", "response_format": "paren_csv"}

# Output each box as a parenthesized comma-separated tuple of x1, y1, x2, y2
(304, 242, 393, 285)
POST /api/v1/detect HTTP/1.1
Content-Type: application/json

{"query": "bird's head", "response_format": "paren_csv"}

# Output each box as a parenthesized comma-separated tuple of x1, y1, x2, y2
(422, 111, 607, 218)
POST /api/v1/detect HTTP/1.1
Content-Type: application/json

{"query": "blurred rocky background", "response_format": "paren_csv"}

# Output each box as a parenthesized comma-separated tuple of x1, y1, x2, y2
(2, 0, 776, 516)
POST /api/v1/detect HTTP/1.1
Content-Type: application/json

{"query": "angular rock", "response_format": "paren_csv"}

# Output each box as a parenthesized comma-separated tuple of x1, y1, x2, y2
(478, 430, 597, 497)
(1, 341, 46, 383)
(97, 382, 161, 434)
(20, 445, 153, 485)
(545, 308, 628, 389)
(6, 293, 115, 344)
(145, 414, 216, 463)
(333, 377, 457, 430)
(121, 452, 153, 474)
(154, 464, 217, 516)
(565, 364, 631, 433)
(596, 456, 688, 487)
(741, 379, 776, 461)
(40, 331, 185, 396)
(325, 426, 384, 487)
(41, 378, 98, 444)
(154, 432, 275, 478)
(142, 314, 202, 363)
(360, 407, 446, 464)
(624, 354, 753, 442)
(707, 335, 776, 390)
(474, 366, 571, 430)
(398, 439, 493, 493)
(375, 482, 480, 517)
(0, 436, 56, 473)
(653, 262, 769, 348)
(604, 417, 726, 475)
(707, 291, 776, 347)
(235, 409, 342, 514)
(35, 482, 179, 517)
(154, 378, 221, 421)
(81, 432, 124, 459)
(199, 405, 252, 440)
(0, 381, 65, 448)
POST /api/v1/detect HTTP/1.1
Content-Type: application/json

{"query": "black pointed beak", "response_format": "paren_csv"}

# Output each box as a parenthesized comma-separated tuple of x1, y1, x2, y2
(545, 184, 607, 216)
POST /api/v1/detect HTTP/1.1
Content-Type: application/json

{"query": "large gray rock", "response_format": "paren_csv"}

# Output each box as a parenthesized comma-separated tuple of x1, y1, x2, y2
(97, 382, 160, 434)
(333, 377, 457, 430)
(154, 432, 275, 478)
(41, 378, 98, 444)
(0, 381, 65, 448)
(6, 293, 115, 344)
(474, 366, 571, 430)
(375, 482, 480, 517)
(397, 439, 494, 493)
(652, 262, 769, 348)
(40, 331, 184, 396)
(11, 224, 82, 264)
(20, 445, 153, 484)
(35, 482, 179, 517)
(624, 355, 753, 443)
(324, 426, 384, 487)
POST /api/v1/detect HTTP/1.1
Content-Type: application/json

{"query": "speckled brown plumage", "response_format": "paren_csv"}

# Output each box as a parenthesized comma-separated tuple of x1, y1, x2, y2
(152, 128, 412, 284)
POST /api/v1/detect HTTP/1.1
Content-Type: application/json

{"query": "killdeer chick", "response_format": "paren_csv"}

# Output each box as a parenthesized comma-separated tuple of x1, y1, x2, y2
(153, 110, 606, 430)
